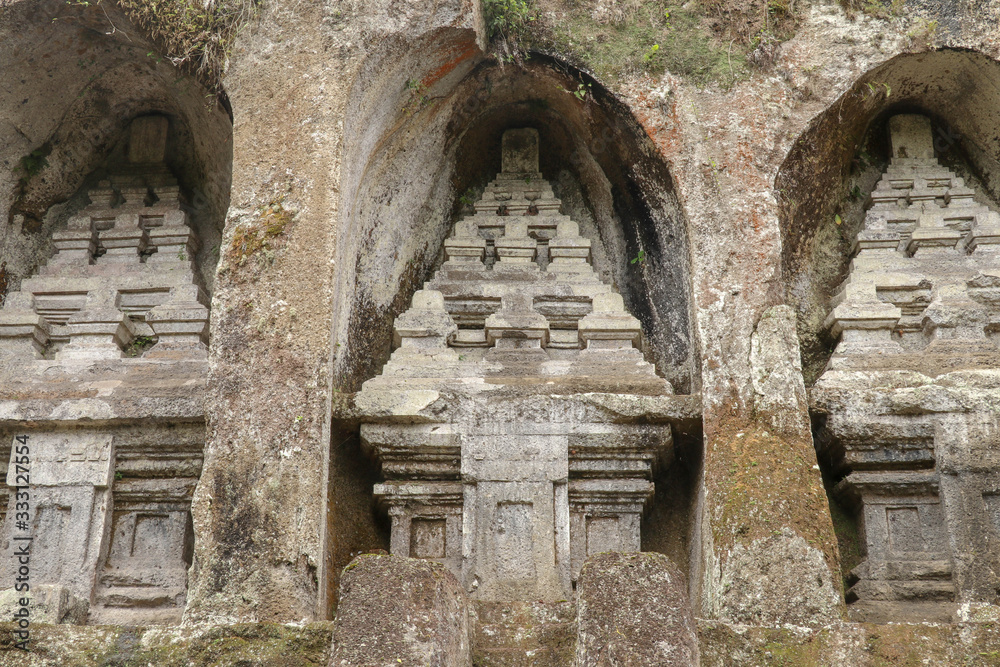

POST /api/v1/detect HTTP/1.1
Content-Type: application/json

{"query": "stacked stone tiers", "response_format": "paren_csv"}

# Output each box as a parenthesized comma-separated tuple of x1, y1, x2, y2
(816, 115, 1000, 623)
(0, 182, 208, 361)
(826, 115, 1000, 372)
(0, 116, 207, 627)
(355, 129, 686, 603)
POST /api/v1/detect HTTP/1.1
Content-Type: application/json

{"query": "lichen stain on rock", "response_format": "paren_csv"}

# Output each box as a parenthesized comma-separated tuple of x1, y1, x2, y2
(703, 419, 844, 624)
(0, 620, 334, 666)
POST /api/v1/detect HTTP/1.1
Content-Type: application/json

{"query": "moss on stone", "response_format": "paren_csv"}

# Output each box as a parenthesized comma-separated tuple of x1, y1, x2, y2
(528, 0, 748, 87)
(224, 201, 295, 277)
(707, 421, 840, 576)
(700, 620, 1000, 666)
(0, 622, 334, 667)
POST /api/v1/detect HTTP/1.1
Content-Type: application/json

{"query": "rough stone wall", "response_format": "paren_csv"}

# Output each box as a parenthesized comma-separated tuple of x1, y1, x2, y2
(189, 0, 1000, 627)
(1, 0, 1000, 660)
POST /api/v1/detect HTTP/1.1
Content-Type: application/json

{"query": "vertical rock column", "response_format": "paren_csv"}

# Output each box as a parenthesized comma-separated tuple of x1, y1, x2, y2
(700, 305, 843, 625)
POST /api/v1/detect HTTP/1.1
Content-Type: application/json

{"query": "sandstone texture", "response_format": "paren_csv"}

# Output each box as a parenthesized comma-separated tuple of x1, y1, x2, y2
(330, 554, 471, 667)
(1, 0, 999, 663)
(576, 551, 699, 666)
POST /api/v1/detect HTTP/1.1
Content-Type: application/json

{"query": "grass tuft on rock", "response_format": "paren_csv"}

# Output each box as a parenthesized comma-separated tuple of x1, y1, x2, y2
(530, 1, 752, 87)
(116, 0, 259, 94)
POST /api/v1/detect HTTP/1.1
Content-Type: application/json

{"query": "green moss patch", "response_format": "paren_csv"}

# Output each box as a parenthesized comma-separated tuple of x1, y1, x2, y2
(0, 622, 333, 667)
(704, 420, 841, 580)
(531, 0, 748, 86)
(224, 200, 295, 279)
(700, 620, 1000, 666)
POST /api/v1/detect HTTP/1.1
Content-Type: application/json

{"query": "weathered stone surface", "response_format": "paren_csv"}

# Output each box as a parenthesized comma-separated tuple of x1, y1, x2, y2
(0, 621, 334, 666)
(355, 138, 680, 607)
(750, 305, 811, 435)
(330, 554, 470, 667)
(2, 0, 1000, 660)
(813, 115, 1000, 623)
(698, 619, 1000, 666)
(0, 115, 210, 627)
(471, 600, 576, 666)
(0, 585, 87, 625)
(576, 552, 698, 667)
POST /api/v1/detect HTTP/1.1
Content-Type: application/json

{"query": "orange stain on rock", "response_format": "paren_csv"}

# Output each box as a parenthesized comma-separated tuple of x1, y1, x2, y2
(421, 39, 480, 90)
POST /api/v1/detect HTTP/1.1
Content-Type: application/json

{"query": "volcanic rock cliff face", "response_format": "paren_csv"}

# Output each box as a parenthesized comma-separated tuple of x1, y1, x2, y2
(1, 0, 999, 664)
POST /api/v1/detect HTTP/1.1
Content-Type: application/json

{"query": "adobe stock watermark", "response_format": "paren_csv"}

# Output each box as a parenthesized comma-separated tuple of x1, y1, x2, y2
(933, 122, 961, 155)
(9, 434, 32, 651)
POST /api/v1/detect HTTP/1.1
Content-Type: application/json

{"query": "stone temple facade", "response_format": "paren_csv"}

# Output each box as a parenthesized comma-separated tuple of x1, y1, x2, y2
(357, 129, 681, 602)
(0, 116, 208, 627)
(814, 115, 1000, 623)
(1, 0, 1000, 664)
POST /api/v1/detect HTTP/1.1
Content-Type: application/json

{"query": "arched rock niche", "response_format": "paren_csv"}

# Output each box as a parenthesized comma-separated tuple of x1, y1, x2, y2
(776, 49, 1000, 383)
(0, 0, 233, 297)
(325, 29, 699, 612)
(335, 38, 695, 393)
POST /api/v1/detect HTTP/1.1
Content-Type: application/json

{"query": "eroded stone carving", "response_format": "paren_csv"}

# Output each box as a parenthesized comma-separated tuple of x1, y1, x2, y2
(0, 116, 207, 625)
(814, 115, 1000, 623)
(355, 130, 687, 602)
(0, 115, 209, 363)
(825, 114, 1000, 369)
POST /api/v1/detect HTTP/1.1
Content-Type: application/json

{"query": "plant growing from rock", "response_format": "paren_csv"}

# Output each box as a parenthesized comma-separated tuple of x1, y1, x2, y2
(116, 0, 259, 96)
(483, 0, 537, 63)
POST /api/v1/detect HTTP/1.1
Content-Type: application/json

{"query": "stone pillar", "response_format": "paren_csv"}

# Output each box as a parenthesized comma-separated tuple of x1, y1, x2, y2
(99, 213, 149, 265)
(45, 214, 98, 270)
(501, 128, 539, 174)
(460, 409, 571, 601)
(547, 219, 592, 277)
(484, 292, 549, 358)
(331, 554, 471, 667)
(700, 306, 842, 625)
(443, 220, 487, 268)
(494, 220, 537, 268)
(836, 471, 954, 622)
(967, 210, 1000, 254)
(576, 552, 698, 667)
(392, 290, 458, 351)
(146, 207, 199, 266)
(578, 292, 642, 351)
(922, 284, 991, 354)
(825, 280, 902, 365)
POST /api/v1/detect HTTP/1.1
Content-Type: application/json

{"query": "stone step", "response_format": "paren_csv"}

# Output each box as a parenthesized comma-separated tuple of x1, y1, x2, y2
(472, 600, 576, 667)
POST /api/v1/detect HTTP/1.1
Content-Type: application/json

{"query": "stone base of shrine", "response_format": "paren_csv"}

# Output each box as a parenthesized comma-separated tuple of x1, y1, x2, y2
(8, 615, 1000, 666)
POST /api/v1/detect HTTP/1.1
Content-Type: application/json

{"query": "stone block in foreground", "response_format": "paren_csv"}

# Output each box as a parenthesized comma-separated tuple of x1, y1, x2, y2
(330, 553, 471, 667)
(576, 552, 698, 667)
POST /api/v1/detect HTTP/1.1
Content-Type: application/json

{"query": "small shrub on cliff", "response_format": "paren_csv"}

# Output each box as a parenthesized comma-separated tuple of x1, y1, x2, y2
(116, 0, 259, 94)
(483, 0, 537, 62)
(701, 0, 800, 55)
(539, 2, 747, 86)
